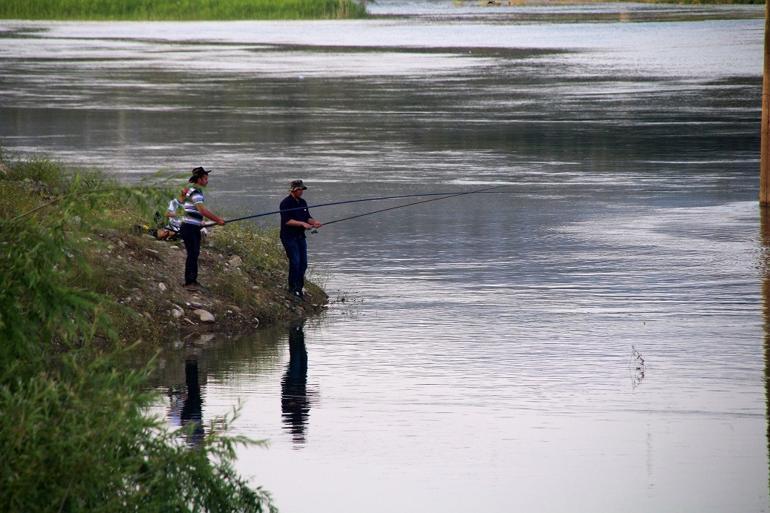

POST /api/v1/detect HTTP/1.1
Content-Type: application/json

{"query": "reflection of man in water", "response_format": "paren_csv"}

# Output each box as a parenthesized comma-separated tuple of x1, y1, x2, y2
(180, 358, 205, 447)
(281, 322, 311, 446)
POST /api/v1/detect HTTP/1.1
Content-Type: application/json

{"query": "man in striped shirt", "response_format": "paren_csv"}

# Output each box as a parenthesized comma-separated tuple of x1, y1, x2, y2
(180, 167, 225, 291)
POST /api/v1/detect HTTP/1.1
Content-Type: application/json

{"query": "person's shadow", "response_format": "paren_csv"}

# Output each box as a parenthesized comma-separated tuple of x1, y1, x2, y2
(180, 358, 205, 447)
(281, 322, 312, 446)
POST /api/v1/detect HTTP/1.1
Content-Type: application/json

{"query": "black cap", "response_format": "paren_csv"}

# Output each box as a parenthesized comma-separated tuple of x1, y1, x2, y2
(290, 179, 307, 191)
(189, 166, 210, 183)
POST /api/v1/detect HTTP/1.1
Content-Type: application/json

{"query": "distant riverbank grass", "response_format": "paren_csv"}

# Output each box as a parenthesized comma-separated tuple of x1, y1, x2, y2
(0, 151, 292, 512)
(0, 0, 366, 20)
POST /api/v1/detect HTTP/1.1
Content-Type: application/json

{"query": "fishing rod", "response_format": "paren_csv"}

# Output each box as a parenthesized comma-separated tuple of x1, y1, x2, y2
(9, 185, 132, 224)
(201, 189, 500, 228)
(311, 183, 506, 232)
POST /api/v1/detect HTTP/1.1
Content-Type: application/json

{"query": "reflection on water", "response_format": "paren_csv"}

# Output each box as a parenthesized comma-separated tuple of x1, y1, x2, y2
(368, 0, 761, 22)
(760, 209, 770, 492)
(281, 322, 313, 447)
(166, 358, 205, 447)
(180, 359, 205, 447)
(159, 325, 316, 449)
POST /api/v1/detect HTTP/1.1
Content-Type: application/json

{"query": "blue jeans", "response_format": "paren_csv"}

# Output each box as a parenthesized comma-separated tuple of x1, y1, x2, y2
(281, 236, 307, 294)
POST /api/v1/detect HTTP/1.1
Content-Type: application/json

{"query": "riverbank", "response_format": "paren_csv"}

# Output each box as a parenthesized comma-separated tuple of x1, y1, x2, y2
(90, 223, 328, 340)
(0, 150, 327, 345)
(0, 0, 367, 20)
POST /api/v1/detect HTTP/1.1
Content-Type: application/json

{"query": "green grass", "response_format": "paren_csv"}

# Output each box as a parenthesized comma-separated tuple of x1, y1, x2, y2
(0, 0, 367, 20)
(0, 151, 279, 513)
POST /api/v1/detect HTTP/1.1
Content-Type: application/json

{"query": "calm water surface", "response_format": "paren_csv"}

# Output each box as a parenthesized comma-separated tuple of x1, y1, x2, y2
(0, 2, 767, 511)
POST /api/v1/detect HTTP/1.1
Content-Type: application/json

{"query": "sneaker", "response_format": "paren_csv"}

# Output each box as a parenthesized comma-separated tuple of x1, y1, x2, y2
(184, 282, 201, 291)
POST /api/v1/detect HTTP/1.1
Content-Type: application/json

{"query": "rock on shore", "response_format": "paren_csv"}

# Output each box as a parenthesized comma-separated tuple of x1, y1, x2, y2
(92, 228, 327, 341)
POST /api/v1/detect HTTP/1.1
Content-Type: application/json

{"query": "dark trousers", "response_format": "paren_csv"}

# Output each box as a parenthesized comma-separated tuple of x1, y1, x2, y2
(281, 236, 307, 293)
(180, 223, 202, 285)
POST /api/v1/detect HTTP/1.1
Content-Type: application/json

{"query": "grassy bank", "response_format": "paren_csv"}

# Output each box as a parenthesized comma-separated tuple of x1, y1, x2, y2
(0, 150, 326, 344)
(0, 150, 325, 512)
(0, 0, 366, 20)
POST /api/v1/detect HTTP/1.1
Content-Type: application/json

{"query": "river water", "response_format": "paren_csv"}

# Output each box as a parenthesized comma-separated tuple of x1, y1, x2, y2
(0, 2, 767, 512)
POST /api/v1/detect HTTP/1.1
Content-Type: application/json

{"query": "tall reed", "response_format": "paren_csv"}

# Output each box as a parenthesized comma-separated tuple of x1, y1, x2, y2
(0, 0, 367, 20)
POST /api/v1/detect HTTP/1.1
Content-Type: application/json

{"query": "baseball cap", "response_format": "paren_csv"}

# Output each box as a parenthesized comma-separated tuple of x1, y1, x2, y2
(290, 179, 307, 191)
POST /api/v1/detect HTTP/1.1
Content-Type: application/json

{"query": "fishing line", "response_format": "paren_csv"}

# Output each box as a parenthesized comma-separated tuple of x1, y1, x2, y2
(312, 184, 506, 231)
(202, 188, 505, 228)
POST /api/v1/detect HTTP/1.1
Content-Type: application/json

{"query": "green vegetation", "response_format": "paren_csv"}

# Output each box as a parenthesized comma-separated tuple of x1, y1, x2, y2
(0, 151, 287, 512)
(0, 0, 366, 20)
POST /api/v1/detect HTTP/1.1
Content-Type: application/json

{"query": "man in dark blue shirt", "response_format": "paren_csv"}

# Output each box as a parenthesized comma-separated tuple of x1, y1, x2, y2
(280, 180, 321, 299)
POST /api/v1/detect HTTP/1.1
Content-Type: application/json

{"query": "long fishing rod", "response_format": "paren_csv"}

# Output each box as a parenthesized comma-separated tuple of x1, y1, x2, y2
(9, 185, 132, 224)
(312, 184, 506, 232)
(202, 189, 497, 228)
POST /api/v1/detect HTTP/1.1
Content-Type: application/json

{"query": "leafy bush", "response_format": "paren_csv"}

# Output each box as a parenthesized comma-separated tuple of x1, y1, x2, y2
(0, 151, 276, 513)
(0, 352, 277, 513)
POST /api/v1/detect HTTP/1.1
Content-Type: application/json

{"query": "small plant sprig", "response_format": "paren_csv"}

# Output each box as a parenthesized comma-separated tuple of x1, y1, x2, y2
(631, 345, 646, 389)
